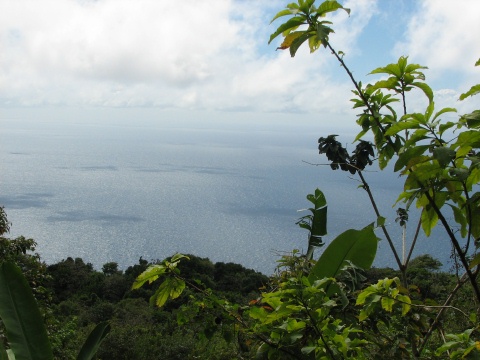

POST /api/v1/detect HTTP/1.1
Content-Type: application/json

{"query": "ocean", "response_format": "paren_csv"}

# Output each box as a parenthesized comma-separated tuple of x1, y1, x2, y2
(1, 112, 453, 274)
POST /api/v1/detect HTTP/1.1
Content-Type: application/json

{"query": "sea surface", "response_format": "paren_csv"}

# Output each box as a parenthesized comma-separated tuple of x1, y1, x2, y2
(1, 114, 454, 274)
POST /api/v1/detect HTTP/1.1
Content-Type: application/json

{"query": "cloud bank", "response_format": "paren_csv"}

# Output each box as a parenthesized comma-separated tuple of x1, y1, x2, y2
(1, 0, 479, 115)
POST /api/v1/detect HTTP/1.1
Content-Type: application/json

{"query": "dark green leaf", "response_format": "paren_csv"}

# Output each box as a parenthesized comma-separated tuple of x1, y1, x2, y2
(289, 31, 315, 56)
(269, 17, 306, 44)
(433, 147, 456, 168)
(77, 322, 111, 360)
(394, 145, 429, 172)
(0, 262, 53, 360)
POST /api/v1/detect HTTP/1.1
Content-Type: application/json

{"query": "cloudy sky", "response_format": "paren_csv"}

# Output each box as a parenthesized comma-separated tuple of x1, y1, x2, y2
(1, 0, 479, 125)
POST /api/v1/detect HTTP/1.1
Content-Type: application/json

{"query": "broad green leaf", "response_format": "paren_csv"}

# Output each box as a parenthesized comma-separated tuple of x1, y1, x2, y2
(151, 277, 186, 308)
(471, 203, 480, 240)
(412, 82, 433, 104)
(448, 204, 468, 238)
(77, 322, 111, 360)
(431, 107, 457, 122)
(270, 9, 298, 24)
(439, 121, 456, 135)
(397, 294, 411, 315)
(381, 297, 394, 312)
(316, 0, 350, 16)
(269, 17, 306, 44)
(289, 31, 315, 56)
(460, 110, 480, 128)
(370, 63, 402, 78)
(277, 31, 305, 50)
(432, 147, 456, 168)
(394, 145, 429, 172)
(0, 262, 53, 360)
(376, 216, 386, 227)
(420, 206, 438, 237)
(308, 227, 378, 283)
(170, 253, 189, 263)
(469, 253, 480, 270)
(459, 84, 480, 100)
(385, 120, 421, 136)
(0, 341, 9, 360)
(132, 264, 166, 289)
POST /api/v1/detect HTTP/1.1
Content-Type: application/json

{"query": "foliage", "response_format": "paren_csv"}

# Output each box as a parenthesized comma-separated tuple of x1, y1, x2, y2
(131, 0, 480, 358)
(266, 0, 480, 357)
(0, 262, 109, 360)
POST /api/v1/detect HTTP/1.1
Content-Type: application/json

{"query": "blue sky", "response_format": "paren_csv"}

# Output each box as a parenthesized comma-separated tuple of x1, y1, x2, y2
(1, 0, 479, 127)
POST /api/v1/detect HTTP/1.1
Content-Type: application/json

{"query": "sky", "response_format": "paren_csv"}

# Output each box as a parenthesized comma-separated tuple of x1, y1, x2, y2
(1, 0, 480, 126)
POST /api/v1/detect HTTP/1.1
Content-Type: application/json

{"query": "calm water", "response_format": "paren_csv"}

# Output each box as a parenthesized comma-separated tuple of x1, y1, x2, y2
(1, 115, 452, 274)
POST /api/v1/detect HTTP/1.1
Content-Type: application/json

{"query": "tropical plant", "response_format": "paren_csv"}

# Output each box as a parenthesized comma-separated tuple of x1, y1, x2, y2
(133, 0, 480, 358)
(0, 262, 110, 360)
(266, 0, 480, 357)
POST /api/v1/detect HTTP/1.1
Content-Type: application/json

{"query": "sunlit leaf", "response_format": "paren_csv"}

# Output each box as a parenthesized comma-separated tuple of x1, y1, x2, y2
(269, 17, 306, 44)
(132, 264, 166, 289)
(277, 31, 305, 50)
(308, 226, 378, 283)
(316, 0, 350, 17)
(459, 84, 480, 101)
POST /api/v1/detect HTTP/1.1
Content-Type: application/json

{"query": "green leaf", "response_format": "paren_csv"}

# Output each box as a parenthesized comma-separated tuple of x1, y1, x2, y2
(385, 120, 421, 136)
(469, 253, 480, 270)
(270, 9, 298, 24)
(315, 0, 350, 16)
(308, 227, 378, 283)
(412, 82, 433, 104)
(289, 31, 315, 56)
(76, 322, 111, 360)
(0, 342, 9, 360)
(431, 107, 457, 124)
(132, 264, 166, 289)
(394, 145, 429, 172)
(381, 297, 394, 312)
(432, 147, 456, 168)
(420, 206, 438, 237)
(0, 262, 53, 360)
(459, 84, 480, 100)
(151, 277, 186, 308)
(269, 17, 306, 44)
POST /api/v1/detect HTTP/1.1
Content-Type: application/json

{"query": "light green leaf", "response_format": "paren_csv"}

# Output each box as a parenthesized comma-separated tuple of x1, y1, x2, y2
(385, 120, 422, 136)
(420, 206, 438, 237)
(316, 0, 350, 16)
(431, 107, 457, 123)
(412, 82, 433, 104)
(270, 9, 298, 24)
(381, 297, 394, 312)
(0, 262, 53, 360)
(151, 277, 186, 308)
(459, 84, 480, 100)
(308, 227, 378, 283)
(132, 264, 166, 289)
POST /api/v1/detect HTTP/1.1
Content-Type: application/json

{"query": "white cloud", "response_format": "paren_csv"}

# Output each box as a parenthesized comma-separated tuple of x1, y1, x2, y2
(0, 0, 392, 115)
(394, 0, 480, 81)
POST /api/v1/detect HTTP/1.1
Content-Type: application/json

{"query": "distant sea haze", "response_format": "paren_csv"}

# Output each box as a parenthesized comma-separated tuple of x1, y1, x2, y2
(1, 117, 452, 274)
